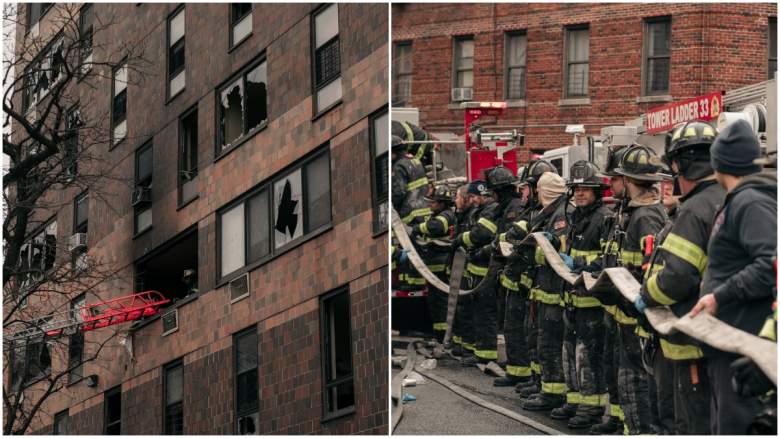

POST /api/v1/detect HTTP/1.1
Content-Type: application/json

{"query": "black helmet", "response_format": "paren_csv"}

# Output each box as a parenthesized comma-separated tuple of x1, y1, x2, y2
(485, 166, 517, 190)
(391, 135, 406, 152)
(424, 185, 455, 204)
(614, 144, 664, 182)
(603, 145, 629, 177)
(664, 121, 718, 179)
(519, 159, 557, 186)
(568, 160, 608, 188)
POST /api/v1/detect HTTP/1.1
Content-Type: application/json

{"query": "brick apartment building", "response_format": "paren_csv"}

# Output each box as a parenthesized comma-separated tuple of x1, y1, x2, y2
(6, 3, 388, 435)
(392, 3, 777, 161)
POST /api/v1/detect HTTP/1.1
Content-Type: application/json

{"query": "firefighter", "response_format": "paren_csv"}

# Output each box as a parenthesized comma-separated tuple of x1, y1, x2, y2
(392, 120, 433, 167)
(556, 160, 611, 428)
(690, 119, 776, 434)
(609, 144, 668, 434)
(411, 185, 457, 342)
(631, 121, 723, 434)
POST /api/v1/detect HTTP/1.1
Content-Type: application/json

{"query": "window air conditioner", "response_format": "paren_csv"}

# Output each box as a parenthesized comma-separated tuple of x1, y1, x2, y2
(68, 233, 87, 252)
(229, 273, 250, 303)
(131, 187, 151, 207)
(451, 87, 473, 102)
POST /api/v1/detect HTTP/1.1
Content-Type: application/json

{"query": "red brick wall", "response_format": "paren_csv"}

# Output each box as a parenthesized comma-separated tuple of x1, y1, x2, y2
(392, 3, 776, 157)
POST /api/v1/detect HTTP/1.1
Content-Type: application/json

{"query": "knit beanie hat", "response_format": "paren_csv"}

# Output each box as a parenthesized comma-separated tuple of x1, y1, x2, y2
(467, 179, 489, 196)
(710, 119, 762, 176)
(537, 172, 566, 207)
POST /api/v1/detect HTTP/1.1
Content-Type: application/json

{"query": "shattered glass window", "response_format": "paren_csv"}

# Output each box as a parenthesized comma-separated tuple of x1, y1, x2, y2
(220, 78, 244, 149)
(273, 169, 303, 249)
(218, 59, 267, 152)
(245, 63, 267, 131)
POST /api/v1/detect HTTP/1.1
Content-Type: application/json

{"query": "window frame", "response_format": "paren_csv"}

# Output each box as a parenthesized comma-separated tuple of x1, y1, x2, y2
(21, 32, 65, 114)
(67, 293, 86, 385)
(392, 41, 413, 106)
(163, 359, 184, 435)
(53, 409, 69, 435)
(319, 286, 355, 421)
(214, 54, 269, 159)
(103, 385, 122, 435)
(73, 191, 88, 235)
(78, 3, 94, 71)
(563, 24, 590, 99)
(166, 4, 186, 101)
(311, 3, 342, 117)
(452, 35, 475, 90)
(229, 3, 253, 49)
(178, 104, 199, 207)
(233, 326, 259, 434)
(641, 16, 672, 96)
(216, 144, 332, 284)
(110, 58, 128, 149)
(26, 3, 52, 32)
(369, 105, 389, 236)
(769, 16, 777, 79)
(504, 31, 527, 100)
(133, 141, 153, 236)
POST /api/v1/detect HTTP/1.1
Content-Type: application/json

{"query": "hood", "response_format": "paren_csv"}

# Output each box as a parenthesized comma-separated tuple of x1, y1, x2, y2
(732, 171, 777, 198)
(628, 186, 661, 207)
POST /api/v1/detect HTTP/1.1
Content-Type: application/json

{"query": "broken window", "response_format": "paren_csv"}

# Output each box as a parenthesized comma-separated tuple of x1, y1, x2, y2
(168, 7, 185, 98)
(273, 169, 303, 249)
(179, 108, 198, 205)
(21, 35, 64, 112)
(313, 4, 342, 113)
(53, 410, 69, 435)
(217, 59, 267, 153)
(164, 360, 184, 435)
(135, 229, 198, 306)
(234, 327, 258, 434)
(79, 4, 93, 67)
(134, 142, 153, 234)
(370, 108, 388, 233)
(230, 3, 252, 47)
(112, 61, 128, 146)
(68, 294, 85, 384)
(321, 288, 354, 417)
(104, 386, 122, 435)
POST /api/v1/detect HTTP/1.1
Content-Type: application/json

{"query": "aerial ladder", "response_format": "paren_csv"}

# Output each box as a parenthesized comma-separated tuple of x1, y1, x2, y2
(5, 291, 170, 345)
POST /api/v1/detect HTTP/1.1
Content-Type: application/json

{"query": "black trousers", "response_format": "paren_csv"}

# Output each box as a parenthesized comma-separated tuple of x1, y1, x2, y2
(574, 307, 607, 415)
(473, 274, 498, 361)
(652, 353, 676, 434)
(537, 303, 565, 395)
(504, 286, 532, 377)
(708, 353, 764, 435)
(617, 324, 654, 434)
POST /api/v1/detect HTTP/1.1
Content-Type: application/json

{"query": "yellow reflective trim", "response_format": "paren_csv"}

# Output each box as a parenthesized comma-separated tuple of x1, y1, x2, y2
(580, 394, 601, 406)
(530, 288, 562, 305)
(619, 250, 643, 266)
(623, 423, 629, 435)
(613, 307, 637, 325)
(466, 263, 488, 277)
(535, 246, 546, 265)
(531, 362, 541, 374)
(759, 311, 776, 341)
(598, 393, 610, 407)
(435, 215, 449, 230)
(402, 207, 432, 224)
(602, 239, 620, 255)
(463, 342, 476, 351)
(571, 294, 602, 308)
(662, 232, 708, 274)
(407, 176, 429, 191)
(635, 325, 651, 338)
(433, 322, 448, 331)
(684, 126, 697, 138)
(567, 392, 582, 404)
(506, 365, 533, 377)
(428, 264, 447, 272)
(541, 382, 567, 394)
(475, 349, 498, 360)
(401, 121, 414, 142)
(453, 335, 463, 344)
(419, 222, 429, 234)
(513, 220, 529, 232)
(520, 274, 533, 289)
(570, 248, 601, 264)
(660, 338, 704, 360)
(603, 305, 617, 316)
(610, 403, 625, 420)
(499, 232, 507, 242)
(478, 217, 498, 234)
(646, 272, 676, 305)
(500, 273, 519, 291)
(462, 231, 473, 247)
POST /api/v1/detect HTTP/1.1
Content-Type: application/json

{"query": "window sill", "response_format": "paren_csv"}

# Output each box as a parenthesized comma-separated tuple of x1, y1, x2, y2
(312, 99, 343, 122)
(216, 222, 334, 288)
(228, 32, 252, 54)
(214, 122, 268, 164)
(132, 225, 153, 240)
(447, 103, 465, 110)
(558, 98, 591, 106)
(505, 99, 527, 108)
(321, 406, 356, 423)
(129, 293, 199, 333)
(66, 375, 85, 388)
(177, 193, 199, 211)
(635, 94, 673, 104)
(109, 137, 126, 151)
(372, 227, 388, 239)
(165, 86, 186, 106)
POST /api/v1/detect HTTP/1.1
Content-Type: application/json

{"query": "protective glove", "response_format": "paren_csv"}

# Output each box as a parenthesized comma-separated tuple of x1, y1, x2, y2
(634, 296, 647, 314)
(398, 249, 409, 264)
(559, 253, 575, 270)
(731, 356, 773, 397)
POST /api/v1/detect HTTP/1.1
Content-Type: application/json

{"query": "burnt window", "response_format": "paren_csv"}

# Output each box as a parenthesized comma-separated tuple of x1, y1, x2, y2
(21, 35, 64, 113)
(111, 61, 128, 146)
(68, 294, 85, 384)
(134, 142, 153, 234)
(370, 107, 388, 234)
(564, 25, 589, 98)
(104, 386, 122, 435)
(770, 17, 777, 79)
(234, 327, 258, 434)
(218, 146, 330, 280)
(392, 42, 412, 106)
(53, 409, 69, 435)
(11, 317, 54, 387)
(504, 32, 527, 100)
(643, 17, 671, 95)
(79, 4, 93, 68)
(216, 58, 267, 155)
(312, 4, 342, 114)
(164, 360, 184, 435)
(321, 288, 354, 418)
(18, 219, 57, 287)
(168, 6, 185, 98)
(179, 107, 198, 205)
(134, 229, 198, 306)
(453, 37, 474, 89)
(230, 3, 252, 47)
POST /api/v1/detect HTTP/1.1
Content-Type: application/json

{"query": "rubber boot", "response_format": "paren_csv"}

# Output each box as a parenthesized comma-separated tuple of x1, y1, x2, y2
(451, 344, 465, 357)
(550, 403, 578, 420)
(589, 416, 622, 435)
(493, 375, 529, 387)
(568, 413, 602, 429)
(522, 393, 565, 411)
(515, 375, 540, 393)
(460, 355, 485, 367)
(518, 381, 541, 398)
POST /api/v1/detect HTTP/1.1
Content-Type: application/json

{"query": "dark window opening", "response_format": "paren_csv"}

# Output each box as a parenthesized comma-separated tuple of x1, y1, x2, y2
(135, 230, 198, 310)
(392, 42, 412, 106)
(321, 288, 354, 417)
(104, 386, 121, 435)
(164, 360, 184, 435)
(68, 294, 85, 384)
(79, 4, 93, 64)
(53, 410, 69, 435)
(644, 17, 671, 95)
(134, 142, 153, 234)
(234, 327, 258, 434)
(179, 108, 198, 205)
(217, 59, 267, 153)
(370, 108, 388, 234)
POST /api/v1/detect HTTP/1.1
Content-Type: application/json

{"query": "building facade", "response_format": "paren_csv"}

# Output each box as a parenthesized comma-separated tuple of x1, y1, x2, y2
(392, 3, 776, 161)
(7, 3, 388, 435)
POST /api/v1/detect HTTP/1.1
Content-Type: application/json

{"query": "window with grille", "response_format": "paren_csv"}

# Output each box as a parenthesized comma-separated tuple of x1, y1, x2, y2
(370, 107, 388, 234)
(111, 61, 128, 146)
(164, 360, 184, 434)
(643, 17, 671, 95)
(769, 17, 777, 79)
(313, 4, 342, 114)
(392, 42, 412, 106)
(216, 58, 267, 154)
(564, 26, 589, 98)
(230, 3, 252, 47)
(179, 107, 198, 205)
(453, 37, 474, 89)
(168, 6, 185, 98)
(504, 32, 527, 100)
(104, 386, 122, 435)
(234, 328, 259, 434)
(321, 287, 354, 419)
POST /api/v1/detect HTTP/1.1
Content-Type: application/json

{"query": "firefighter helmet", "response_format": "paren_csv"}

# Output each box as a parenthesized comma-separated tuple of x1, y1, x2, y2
(614, 144, 664, 182)
(665, 121, 718, 179)
(519, 159, 557, 186)
(424, 185, 455, 204)
(485, 166, 517, 190)
(603, 145, 629, 177)
(391, 135, 406, 152)
(568, 160, 608, 188)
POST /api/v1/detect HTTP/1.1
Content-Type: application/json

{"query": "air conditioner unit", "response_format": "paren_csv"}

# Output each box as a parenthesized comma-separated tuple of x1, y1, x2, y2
(229, 273, 250, 303)
(131, 187, 151, 207)
(69, 233, 87, 252)
(161, 308, 178, 336)
(451, 87, 473, 102)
